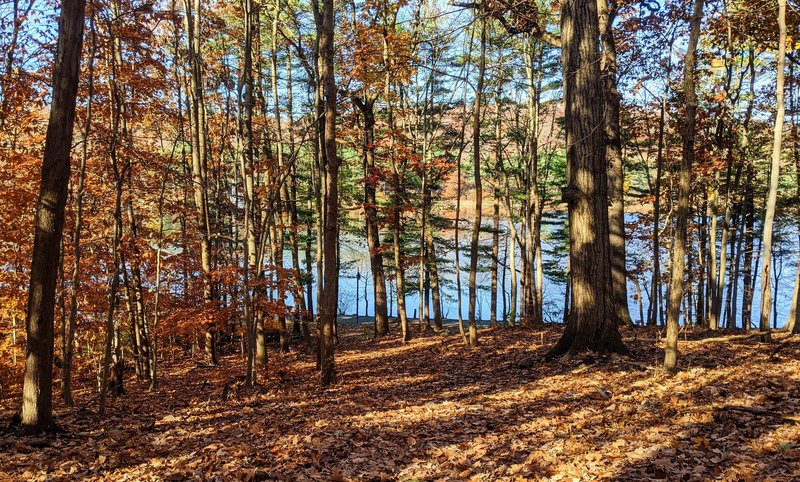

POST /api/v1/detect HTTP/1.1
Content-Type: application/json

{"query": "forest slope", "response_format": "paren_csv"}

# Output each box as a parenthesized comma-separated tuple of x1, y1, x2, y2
(2, 326, 800, 481)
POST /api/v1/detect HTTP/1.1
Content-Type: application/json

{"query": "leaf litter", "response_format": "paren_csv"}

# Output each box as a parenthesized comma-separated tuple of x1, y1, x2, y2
(1, 324, 799, 481)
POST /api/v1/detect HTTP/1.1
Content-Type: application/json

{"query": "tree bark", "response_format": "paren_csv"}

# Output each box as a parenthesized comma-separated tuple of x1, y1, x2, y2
(598, 0, 632, 327)
(183, 0, 217, 365)
(20, 0, 86, 431)
(427, 229, 443, 330)
(467, 15, 486, 347)
(758, 0, 786, 342)
(665, 0, 704, 371)
(355, 97, 390, 337)
(648, 49, 672, 327)
(524, 36, 544, 327)
(547, 0, 626, 359)
(239, 0, 258, 384)
(382, 8, 410, 343)
(318, 0, 337, 386)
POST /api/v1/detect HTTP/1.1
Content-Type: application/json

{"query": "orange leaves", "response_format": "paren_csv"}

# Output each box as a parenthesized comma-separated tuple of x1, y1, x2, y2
(160, 303, 235, 335)
(1, 325, 800, 480)
(339, 0, 417, 91)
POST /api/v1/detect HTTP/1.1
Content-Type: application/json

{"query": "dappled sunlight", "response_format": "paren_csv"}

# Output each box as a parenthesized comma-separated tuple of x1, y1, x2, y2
(2, 326, 800, 480)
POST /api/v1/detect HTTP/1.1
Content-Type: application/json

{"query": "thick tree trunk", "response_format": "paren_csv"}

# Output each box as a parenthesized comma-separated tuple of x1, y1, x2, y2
(665, 0, 704, 371)
(20, 0, 86, 430)
(547, 0, 626, 359)
(598, 0, 632, 327)
(318, 0, 337, 386)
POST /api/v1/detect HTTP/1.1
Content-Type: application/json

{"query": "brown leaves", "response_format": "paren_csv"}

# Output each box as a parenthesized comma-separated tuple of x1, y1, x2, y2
(2, 326, 800, 480)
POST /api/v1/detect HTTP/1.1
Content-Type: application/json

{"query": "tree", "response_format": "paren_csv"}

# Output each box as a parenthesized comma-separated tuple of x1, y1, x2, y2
(757, 0, 787, 342)
(467, 15, 486, 347)
(20, 0, 87, 430)
(598, 0, 632, 327)
(547, 0, 626, 358)
(182, 0, 218, 365)
(318, 0, 337, 386)
(665, 0, 704, 371)
(62, 10, 97, 405)
(240, 0, 257, 384)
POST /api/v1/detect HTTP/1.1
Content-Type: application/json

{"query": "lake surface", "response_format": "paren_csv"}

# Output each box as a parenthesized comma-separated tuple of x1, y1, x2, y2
(288, 212, 799, 329)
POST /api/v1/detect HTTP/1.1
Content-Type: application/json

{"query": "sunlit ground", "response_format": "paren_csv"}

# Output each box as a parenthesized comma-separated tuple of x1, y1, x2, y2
(1, 324, 799, 481)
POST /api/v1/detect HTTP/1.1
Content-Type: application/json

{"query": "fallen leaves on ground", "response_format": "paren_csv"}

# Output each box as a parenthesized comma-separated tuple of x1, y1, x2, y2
(2, 325, 800, 481)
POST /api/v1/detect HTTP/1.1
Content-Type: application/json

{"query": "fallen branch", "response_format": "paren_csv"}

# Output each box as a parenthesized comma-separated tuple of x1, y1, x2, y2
(689, 331, 776, 344)
(649, 331, 784, 347)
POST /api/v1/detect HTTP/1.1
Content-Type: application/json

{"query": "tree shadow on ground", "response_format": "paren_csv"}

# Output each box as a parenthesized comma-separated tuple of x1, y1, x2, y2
(1, 326, 799, 480)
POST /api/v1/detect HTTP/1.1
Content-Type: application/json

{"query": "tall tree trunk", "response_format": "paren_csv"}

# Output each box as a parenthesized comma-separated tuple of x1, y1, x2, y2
(490, 79, 502, 327)
(742, 166, 755, 327)
(272, 0, 290, 354)
(285, 48, 308, 342)
(318, 0, 337, 385)
(419, 166, 428, 331)
(467, 16, 486, 347)
(21, 0, 86, 430)
(62, 12, 96, 406)
(665, 0, 703, 371)
(183, 0, 217, 365)
(355, 98, 390, 337)
(757, 0, 786, 341)
(598, 0, 631, 327)
(240, 0, 258, 383)
(786, 53, 800, 334)
(548, 0, 626, 358)
(100, 85, 126, 416)
(383, 11, 410, 343)
(648, 53, 671, 327)
(523, 37, 542, 326)
(490, 46, 503, 328)
(454, 68, 469, 343)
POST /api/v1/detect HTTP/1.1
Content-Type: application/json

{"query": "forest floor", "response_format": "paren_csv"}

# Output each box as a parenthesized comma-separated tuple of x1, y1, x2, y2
(2, 324, 800, 481)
